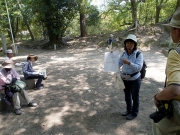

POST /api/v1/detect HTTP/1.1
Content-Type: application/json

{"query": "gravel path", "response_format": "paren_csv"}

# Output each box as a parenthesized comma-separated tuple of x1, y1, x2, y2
(0, 44, 167, 135)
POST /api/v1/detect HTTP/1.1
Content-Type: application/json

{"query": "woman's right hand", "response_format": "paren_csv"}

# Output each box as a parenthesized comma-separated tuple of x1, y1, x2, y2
(122, 58, 130, 65)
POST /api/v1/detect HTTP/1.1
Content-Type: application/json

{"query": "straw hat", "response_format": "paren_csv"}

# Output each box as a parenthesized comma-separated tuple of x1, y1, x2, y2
(162, 7, 180, 28)
(27, 54, 38, 61)
(2, 59, 14, 68)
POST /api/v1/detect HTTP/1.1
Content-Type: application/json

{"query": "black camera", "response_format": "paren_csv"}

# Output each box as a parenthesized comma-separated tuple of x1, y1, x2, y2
(149, 101, 173, 123)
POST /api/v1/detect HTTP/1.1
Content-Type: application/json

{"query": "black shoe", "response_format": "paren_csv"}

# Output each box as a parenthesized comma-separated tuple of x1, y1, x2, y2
(28, 101, 37, 107)
(43, 77, 47, 80)
(126, 114, 137, 120)
(122, 111, 130, 116)
(14, 109, 21, 115)
(34, 86, 44, 90)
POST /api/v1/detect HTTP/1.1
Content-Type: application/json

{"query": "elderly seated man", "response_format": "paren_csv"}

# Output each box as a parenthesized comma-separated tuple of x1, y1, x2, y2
(2, 49, 24, 67)
(2, 49, 15, 64)
(0, 59, 37, 115)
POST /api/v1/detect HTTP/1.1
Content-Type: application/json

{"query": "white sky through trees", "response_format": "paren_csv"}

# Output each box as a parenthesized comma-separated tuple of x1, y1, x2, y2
(91, 0, 106, 10)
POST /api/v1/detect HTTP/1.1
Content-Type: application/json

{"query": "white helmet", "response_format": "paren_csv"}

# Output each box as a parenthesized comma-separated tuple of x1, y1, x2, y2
(6, 49, 13, 54)
(124, 34, 137, 44)
(110, 34, 113, 37)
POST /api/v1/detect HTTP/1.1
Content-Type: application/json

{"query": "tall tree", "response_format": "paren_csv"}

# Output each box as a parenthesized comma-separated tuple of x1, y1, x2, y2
(78, 0, 89, 37)
(16, 0, 35, 40)
(29, 0, 78, 45)
(155, 0, 168, 23)
(80, 13, 87, 37)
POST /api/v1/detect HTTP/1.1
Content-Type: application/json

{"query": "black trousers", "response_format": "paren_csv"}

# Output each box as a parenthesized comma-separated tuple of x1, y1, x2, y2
(26, 74, 44, 88)
(123, 76, 141, 116)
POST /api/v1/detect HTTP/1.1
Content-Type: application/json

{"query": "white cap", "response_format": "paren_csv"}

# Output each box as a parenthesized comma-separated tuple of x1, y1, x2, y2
(110, 34, 113, 37)
(124, 34, 137, 44)
(6, 49, 13, 54)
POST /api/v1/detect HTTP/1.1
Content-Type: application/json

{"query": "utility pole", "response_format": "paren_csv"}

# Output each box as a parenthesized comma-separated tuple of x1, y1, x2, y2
(5, 0, 17, 54)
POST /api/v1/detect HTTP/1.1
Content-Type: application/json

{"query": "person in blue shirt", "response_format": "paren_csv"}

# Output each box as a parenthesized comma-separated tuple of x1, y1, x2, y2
(22, 54, 47, 90)
(119, 34, 143, 120)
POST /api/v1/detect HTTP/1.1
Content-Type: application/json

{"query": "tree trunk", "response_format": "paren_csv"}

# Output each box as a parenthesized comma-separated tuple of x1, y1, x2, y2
(176, 0, 180, 8)
(155, 0, 164, 23)
(129, 0, 138, 32)
(16, 0, 35, 41)
(143, 3, 148, 25)
(131, 0, 137, 26)
(80, 13, 87, 37)
(15, 17, 19, 39)
(12, 17, 19, 40)
(43, 0, 61, 46)
(41, 23, 47, 39)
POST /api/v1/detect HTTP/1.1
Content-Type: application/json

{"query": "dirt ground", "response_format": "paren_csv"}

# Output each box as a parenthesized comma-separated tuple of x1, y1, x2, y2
(0, 36, 168, 135)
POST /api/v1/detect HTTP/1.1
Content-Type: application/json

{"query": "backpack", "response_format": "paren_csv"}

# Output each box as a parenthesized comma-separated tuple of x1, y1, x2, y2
(136, 51, 147, 79)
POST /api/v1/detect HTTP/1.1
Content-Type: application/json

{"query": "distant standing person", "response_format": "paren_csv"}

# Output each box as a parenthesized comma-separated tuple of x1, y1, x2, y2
(119, 34, 143, 120)
(22, 54, 47, 90)
(108, 34, 114, 51)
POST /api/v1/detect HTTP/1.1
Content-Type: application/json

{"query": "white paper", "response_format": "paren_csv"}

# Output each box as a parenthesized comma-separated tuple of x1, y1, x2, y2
(15, 62, 24, 67)
(104, 51, 119, 72)
(38, 69, 47, 78)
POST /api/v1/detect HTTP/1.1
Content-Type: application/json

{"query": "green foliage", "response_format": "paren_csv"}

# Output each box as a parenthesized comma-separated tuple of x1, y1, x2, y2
(0, 0, 178, 45)
(27, 0, 79, 43)
(86, 5, 100, 26)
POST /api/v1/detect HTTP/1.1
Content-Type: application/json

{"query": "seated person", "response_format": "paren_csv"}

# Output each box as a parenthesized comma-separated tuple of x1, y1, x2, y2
(0, 59, 37, 115)
(22, 54, 47, 90)
(2, 49, 14, 65)
(2, 49, 23, 66)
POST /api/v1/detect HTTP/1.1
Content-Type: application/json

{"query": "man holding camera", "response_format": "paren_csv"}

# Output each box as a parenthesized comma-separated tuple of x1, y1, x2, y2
(152, 7, 180, 135)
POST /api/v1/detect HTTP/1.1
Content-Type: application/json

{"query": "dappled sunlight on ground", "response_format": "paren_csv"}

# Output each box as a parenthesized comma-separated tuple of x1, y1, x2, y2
(0, 44, 167, 135)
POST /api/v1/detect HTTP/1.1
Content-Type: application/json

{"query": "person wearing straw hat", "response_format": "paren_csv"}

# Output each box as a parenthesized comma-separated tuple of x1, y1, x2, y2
(22, 54, 47, 90)
(0, 59, 37, 115)
(151, 7, 180, 135)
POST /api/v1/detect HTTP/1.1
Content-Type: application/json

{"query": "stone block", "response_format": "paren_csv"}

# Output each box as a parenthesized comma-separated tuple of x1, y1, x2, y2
(21, 77, 35, 90)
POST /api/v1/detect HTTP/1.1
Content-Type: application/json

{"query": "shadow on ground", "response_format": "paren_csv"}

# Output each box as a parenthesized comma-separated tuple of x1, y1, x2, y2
(0, 45, 166, 135)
